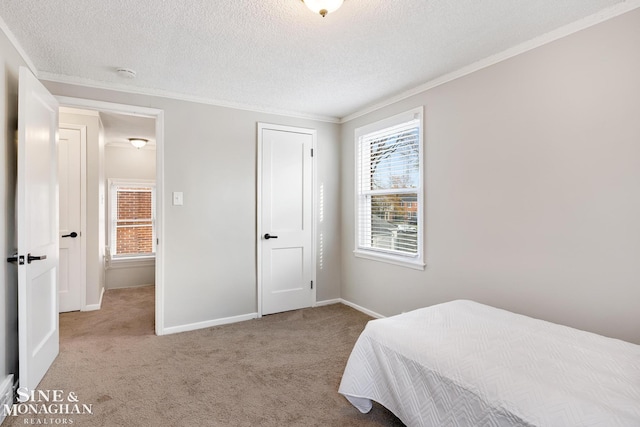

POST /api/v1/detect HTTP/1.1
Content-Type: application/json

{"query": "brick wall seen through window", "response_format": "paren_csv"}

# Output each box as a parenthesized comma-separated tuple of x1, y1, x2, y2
(114, 187, 154, 255)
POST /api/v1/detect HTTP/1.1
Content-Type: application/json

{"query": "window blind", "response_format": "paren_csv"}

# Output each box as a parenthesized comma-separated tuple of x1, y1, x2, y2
(357, 118, 421, 256)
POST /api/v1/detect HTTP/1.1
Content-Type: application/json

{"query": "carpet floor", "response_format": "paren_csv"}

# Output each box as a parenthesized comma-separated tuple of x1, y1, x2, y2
(3, 286, 404, 426)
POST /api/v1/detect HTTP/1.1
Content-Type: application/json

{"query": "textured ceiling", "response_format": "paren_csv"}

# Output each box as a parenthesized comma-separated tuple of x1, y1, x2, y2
(0, 0, 636, 121)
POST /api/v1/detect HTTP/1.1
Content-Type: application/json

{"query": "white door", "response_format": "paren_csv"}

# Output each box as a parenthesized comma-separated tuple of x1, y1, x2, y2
(258, 124, 315, 315)
(58, 127, 83, 312)
(16, 67, 60, 392)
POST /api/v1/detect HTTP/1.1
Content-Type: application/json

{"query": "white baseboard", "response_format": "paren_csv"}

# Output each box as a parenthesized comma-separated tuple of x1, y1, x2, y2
(315, 297, 386, 319)
(163, 312, 258, 335)
(314, 298, 341, 307)
(83, 287, 105, 311)
(340, 299, 385, 319)
(161, 300, 382, 336)
(0, 374, 15, 424)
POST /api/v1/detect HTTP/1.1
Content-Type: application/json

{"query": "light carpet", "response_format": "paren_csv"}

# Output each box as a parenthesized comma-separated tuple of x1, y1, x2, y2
(3, 286, 404, 426)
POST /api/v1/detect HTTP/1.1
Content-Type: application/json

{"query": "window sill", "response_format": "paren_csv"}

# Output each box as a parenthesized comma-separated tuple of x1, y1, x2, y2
(354, 249, 425, 271)
(108, 255, 155, 269)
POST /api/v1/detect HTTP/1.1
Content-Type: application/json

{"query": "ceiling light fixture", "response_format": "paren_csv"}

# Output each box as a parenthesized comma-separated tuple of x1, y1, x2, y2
(301, 0, 344, 17)
(129, 138, 148, 149)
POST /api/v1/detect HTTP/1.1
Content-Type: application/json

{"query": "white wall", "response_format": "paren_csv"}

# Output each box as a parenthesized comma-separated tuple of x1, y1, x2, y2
(340, 8, 640, 344)
(0, 24, 28, 397)
(43, 81, 343, 330)
(105, 144, 156, 289)
(59, 110, 105, 307)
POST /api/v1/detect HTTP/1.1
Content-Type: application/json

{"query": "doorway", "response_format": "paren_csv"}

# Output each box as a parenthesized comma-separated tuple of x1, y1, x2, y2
(57, 97, 165, 335)
(102, 111, 157, 293)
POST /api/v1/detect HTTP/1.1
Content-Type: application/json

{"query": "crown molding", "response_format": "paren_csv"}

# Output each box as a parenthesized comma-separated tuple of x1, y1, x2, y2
(340, 1, 640, 123)
(38, 72, 341, 124)
(0, 15, 38, 74)
(5, 1, 638, 125)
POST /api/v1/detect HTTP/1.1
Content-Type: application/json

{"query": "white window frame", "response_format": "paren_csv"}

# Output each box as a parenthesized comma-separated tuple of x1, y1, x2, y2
(354, 107, 425, 270)
(108, 179, 156, 261)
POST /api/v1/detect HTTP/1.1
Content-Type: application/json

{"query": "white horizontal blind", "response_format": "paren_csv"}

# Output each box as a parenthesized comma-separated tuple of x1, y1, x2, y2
(357, 117, 421, 257)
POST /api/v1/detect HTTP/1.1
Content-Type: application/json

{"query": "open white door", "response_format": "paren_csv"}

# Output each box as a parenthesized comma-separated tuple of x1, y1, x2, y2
(16, 67, 60, 392)
(258, 124, 315, 316)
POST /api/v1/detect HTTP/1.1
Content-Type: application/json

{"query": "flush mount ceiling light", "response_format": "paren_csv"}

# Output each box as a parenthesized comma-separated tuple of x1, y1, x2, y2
(301, 0, 344, 17)
(129, 138, 148, 149)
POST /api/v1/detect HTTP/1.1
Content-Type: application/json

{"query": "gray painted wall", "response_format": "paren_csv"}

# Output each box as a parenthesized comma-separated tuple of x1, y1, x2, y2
(42, 82, 343, 329)
(105, 144, 156, 181)
(340, 9, 640, 344)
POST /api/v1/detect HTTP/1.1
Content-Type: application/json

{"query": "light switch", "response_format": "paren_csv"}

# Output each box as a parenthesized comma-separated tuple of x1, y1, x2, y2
(172, 192, 183, 206)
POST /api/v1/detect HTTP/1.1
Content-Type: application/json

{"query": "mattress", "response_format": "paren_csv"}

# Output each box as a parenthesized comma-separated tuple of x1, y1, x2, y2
(338, 300, 640, 426)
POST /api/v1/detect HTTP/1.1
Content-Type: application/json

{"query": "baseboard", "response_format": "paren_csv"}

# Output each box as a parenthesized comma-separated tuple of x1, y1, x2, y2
(161, 300, 381, 335)
(163, 312, 258, 335)
(314, 298, 341, 307)
(0, 374, 15, 424)
(340, 299, 385, 319)
(106, 283, 154, 290)
(83, 286, 105, 311)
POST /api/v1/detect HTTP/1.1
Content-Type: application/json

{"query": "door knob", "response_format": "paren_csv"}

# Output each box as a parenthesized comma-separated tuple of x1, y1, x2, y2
(61, 232, 78, 238)
(264, 233, 278, 240)
(27, 254, 47, 264)
(6, 254, 24, 265)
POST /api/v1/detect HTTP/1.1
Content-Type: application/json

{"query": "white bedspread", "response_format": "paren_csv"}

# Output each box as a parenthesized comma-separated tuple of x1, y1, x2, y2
(338, 300, 640, 426)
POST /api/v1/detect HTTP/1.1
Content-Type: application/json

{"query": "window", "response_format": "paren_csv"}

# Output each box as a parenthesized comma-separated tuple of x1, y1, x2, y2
(109, 180, 156, 259)
(354, 107, 424, 269)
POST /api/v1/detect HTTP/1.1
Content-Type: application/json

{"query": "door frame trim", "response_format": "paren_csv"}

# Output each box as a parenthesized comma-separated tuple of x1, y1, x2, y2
(57, 123, 88, 311)
(55, 96, 166, 335)
(256, 123, 317, 317)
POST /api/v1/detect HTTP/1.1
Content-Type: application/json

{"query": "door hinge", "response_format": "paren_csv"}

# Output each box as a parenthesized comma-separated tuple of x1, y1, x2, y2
(311, 280, 313, 289)
(311, 148, 314, 157)
(156, 238, 159, 245)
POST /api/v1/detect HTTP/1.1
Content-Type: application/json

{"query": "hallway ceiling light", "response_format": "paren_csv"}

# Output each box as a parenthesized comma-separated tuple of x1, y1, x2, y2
(301, 0, 343, 17)
(129, 138, 148, 149)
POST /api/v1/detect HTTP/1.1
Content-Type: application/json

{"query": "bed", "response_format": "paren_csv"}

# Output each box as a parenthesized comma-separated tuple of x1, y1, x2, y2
(338, 300, 640, 426)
